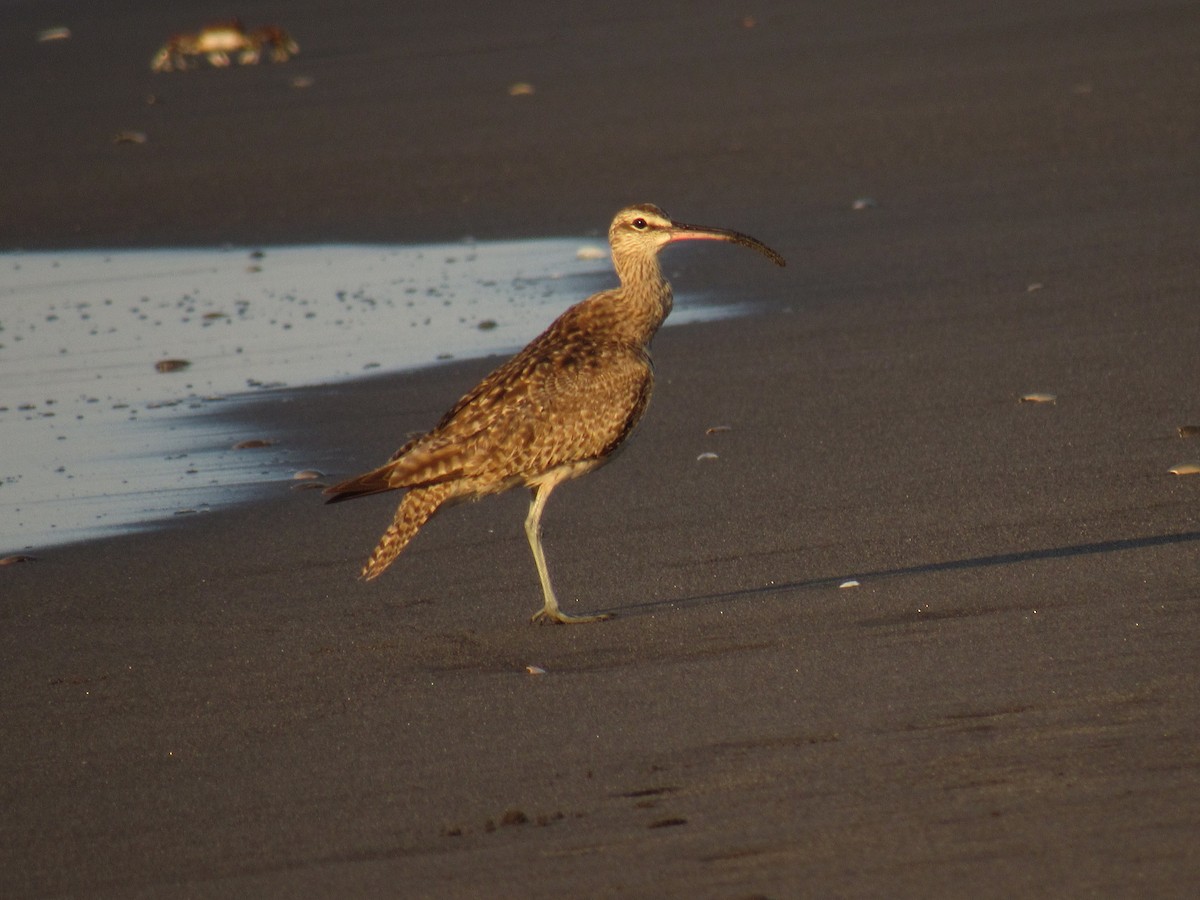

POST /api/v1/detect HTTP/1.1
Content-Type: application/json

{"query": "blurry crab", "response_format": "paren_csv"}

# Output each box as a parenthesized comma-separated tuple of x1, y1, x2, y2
(151, 20, 299, 72)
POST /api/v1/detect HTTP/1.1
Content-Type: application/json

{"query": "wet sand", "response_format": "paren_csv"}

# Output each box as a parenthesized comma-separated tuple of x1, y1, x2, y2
(3, 1, 1199, 896)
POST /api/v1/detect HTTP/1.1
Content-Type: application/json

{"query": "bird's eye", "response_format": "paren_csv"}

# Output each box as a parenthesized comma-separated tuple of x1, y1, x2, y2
(632, 218, 648, 230)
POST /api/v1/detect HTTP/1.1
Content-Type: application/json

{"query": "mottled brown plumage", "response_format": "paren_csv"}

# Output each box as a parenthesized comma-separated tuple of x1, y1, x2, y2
(325, 204, 785, 623)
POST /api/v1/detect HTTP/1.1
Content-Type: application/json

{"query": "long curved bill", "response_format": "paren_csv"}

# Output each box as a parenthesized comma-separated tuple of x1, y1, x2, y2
(667, 221, 787, 267)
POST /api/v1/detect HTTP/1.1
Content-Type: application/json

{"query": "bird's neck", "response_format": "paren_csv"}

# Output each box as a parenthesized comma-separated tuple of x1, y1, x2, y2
(609, 253, 673, 344)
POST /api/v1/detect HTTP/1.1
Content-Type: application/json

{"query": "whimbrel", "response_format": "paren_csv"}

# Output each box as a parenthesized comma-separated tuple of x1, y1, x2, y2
(325, 204, 785, 623)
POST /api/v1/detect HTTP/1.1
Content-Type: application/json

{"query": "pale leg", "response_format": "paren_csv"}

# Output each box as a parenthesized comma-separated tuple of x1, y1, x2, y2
(525, 483, 612, 624)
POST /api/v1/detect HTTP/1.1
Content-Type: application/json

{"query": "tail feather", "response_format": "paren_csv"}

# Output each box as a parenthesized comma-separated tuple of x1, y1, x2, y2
(360, 484, 453, 580)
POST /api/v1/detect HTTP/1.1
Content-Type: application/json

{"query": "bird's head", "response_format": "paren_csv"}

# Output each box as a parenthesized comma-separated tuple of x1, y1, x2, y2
(608, 204, 786, 271)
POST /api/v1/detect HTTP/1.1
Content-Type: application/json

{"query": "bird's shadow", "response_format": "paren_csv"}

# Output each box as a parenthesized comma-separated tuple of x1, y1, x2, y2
(605, 529, 1200, 619)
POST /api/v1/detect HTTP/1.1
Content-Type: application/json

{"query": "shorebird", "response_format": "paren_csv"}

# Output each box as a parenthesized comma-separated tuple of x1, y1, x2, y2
(325, 204, 785, 623)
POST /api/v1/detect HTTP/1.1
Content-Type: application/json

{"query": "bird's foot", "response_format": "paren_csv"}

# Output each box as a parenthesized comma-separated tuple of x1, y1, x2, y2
(531, 606, 614, 625)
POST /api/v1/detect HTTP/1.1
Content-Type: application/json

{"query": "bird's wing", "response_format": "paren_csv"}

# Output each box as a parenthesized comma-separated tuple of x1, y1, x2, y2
(328, 332, 653, 500)
(442, 338, 655, 480)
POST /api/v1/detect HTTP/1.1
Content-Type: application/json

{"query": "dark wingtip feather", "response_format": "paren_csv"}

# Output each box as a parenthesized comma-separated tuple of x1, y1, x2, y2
(322, 470, 394, 505)
(322, 488, 357, 505)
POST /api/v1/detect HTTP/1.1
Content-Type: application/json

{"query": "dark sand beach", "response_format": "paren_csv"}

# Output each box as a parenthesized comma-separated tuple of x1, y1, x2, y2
(3, 0, 1199, 896)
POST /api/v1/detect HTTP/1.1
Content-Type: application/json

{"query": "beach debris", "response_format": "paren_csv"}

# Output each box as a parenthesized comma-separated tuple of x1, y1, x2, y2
(154, 358, 190, 373)
(37, 27, 71, 42)
(476, 319, 498, 331)
(508, 82, 535, 96)
(1019, 392, 1056, 404)
(1168, 462, 1200, 476)
(525, 665, 546, 676)
(576, 245, 608, 261)
(647, 817, 688, 829)
(232, 438, 275, 450)
(500, 809, 529, 827)
(839, 580, 860, 589)
(151, 20, 298, 73)
(705, 425, 732, 435)
(1178, 425, 1200, 438)
(113, 131, 147, 145)
(620, 785, 678, 801)
(0, 554, 37, 567)
(696, 451, 719, 461)
(851, 197, 878, 210)
(293, 469, 325, 480)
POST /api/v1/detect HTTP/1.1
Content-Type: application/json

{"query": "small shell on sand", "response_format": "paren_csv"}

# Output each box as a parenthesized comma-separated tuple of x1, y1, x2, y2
(696, 452, 719, 461)
(1019, 392, 1056, 404)
(1178, 425, 1200, 438)
(839, 580, 860, 589)
(705, 425, 732, 435)
(293, 469, 324, 480)
(1168, 462, 1200, 476)
(155, 358, 190, 373)
(525, 665, 546, 676)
